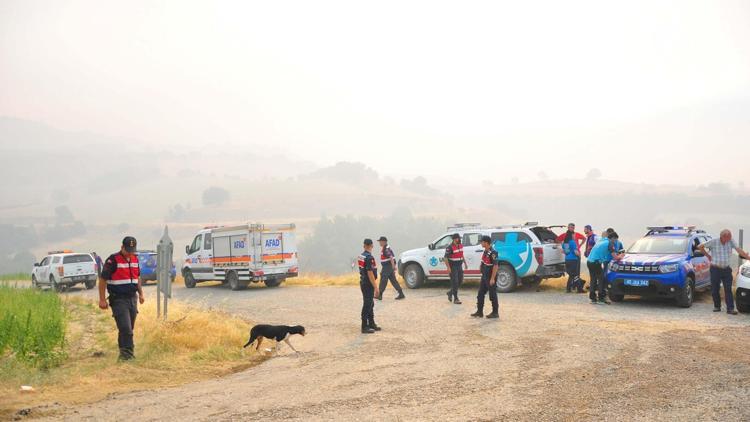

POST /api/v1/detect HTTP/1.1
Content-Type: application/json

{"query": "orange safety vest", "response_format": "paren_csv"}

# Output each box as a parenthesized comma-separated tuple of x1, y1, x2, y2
(447, 243, 464, 261)
(108, 253, 140, 286)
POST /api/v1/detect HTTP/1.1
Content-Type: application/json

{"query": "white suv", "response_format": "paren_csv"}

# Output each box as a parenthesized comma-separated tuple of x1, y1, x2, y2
(31, 251, 98, 292)
(736, 261, 750, 313)
(397, 223, 566, 293)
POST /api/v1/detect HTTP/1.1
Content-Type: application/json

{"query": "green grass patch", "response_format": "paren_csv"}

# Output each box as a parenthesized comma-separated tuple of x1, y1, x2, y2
(0, 283, 67, 369)
(0, 273, 30, 281)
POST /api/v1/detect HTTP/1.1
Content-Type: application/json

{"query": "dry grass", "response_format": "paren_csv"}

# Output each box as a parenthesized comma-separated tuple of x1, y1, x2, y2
(0, 296, 266, 419)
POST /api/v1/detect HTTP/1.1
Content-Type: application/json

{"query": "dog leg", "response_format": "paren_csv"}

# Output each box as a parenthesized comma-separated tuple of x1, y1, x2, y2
(283, 338, 300, 354)
(256, 337, 264, 351)
(274, 341, 281, 356)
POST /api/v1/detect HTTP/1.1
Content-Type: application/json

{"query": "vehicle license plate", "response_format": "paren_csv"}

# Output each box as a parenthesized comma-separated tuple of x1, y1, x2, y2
(623, 279, 649, 287)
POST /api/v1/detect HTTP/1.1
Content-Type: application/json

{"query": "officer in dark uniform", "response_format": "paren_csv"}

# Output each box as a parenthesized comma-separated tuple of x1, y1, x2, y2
(471, 235, 499, 319)
(98, 236, 145, 360)
(358, 238, 381, 334)
(444, 233, 468, 304)
(376, 236, 405, 300)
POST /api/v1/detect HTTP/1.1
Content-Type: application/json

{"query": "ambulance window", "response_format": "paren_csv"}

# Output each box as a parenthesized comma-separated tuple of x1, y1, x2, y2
(52, 256, 61, 264)
(463, 233, 481, 246)
(204, 234, 212, 250)
(190, 235, 202, 254)
(40, 257, 50, 266)
(433, 236, 452, 249)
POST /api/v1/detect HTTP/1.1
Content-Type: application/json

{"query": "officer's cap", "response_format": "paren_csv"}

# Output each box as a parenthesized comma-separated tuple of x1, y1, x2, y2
(480, 235, 491, 243)
(363, 238, 373, 246)
(122, 236, 137, 253)
(451, 233, 461, 240)
(377, 236, 387, 242)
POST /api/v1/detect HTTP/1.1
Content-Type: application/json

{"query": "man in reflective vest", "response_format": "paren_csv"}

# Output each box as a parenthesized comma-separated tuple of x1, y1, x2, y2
(376, 236, 405, 300)
(98, 236, 145, 360)
(471, 235, 499, 319)
(358, 238, 380, 334)
(444, 233, 468, 304)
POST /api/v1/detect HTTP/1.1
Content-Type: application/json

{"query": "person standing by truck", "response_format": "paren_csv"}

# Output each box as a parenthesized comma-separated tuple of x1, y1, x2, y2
(98, 237, 144, 361)
(444, 233, 468, 304)
(583, 225, 598, 259)
(697, 229, 750, 315)
(471, 236, 499, 319)
(376, 236, 405, 300)
(358, 239, 380, 333)
(558, 223, 585, 293)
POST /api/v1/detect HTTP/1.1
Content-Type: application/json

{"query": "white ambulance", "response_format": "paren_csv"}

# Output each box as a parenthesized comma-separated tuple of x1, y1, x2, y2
(182, 223, 298, 291)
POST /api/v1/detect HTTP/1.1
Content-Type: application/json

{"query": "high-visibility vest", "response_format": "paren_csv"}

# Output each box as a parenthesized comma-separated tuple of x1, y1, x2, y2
(447, 244, 464, 261)
(108, 253, 140, 286)
(380, 246, 394, 263)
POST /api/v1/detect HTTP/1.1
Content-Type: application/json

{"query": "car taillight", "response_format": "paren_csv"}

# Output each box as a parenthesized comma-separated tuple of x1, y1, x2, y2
(58, 267, 64, 276)
(288, 266, 299, 274)
(533, 247, 544, 265)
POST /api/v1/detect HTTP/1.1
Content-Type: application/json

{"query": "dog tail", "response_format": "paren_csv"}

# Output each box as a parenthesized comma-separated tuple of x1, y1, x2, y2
(242, 339, 254, 349)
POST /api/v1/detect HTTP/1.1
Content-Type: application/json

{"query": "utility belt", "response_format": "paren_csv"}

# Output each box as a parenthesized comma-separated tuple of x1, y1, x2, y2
(711, 264, 731, 270)
(108, 291, 136, 299)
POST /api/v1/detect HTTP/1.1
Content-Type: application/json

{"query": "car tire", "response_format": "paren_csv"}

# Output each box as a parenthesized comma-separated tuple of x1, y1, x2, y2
(51, 275, 64, 293)
(227, 271, 247, 291)
(675, 276, 694, 308)
(495, 264, 518, 293)
(31, 275, 38, 289)
(403, 264, 425, 289)
(609, 292, 624, 302)
(737, 301, 750, 313)
(264, 278, 283, 288)
(184, 270, 197, 288)
(85, 279, 96, 290)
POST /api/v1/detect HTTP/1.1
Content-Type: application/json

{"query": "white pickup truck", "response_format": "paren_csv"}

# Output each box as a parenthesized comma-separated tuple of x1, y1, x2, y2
(31, 251, 98, 292)
(397, 223, 566, 293)
(182, 223, 299, 291)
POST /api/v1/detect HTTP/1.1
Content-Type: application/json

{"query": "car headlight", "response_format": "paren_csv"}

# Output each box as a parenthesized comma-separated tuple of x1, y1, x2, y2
(659, 264, 679, 273)
(741, 266, 750, 278)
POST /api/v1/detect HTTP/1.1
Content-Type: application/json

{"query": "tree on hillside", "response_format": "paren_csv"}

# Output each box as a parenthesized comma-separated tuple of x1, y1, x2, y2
(202, 186, 230, 206)
(585, 168, 602, 180)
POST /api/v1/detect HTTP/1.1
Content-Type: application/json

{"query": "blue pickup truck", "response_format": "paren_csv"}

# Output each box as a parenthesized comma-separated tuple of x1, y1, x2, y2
(137, 250, 176, 284)
(606, 226, 712, 308)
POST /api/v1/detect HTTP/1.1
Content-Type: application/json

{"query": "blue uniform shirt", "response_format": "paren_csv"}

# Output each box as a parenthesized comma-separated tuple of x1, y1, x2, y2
(588, 239, 611, 263)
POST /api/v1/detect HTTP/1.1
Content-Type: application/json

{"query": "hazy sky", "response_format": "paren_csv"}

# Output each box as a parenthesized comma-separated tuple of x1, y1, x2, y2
(2, 1, 749, 184)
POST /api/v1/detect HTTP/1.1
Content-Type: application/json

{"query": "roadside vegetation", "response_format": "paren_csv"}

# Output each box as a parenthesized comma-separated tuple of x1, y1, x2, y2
(0, 272, 29, 281)
(0, 285, 266, 419)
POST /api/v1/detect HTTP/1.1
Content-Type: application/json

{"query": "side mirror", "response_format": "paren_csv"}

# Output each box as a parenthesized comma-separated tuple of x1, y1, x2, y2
(185, 245, 190, 254)
(693, 249, 704, 257)
(428, 243, 435, 250)
(33, 263, 39, 267)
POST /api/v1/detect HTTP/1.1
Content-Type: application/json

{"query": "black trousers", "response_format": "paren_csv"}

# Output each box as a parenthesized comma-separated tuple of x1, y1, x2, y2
(477, 274, 499, 313)
(587, 261, 605, 301)
(710, 266, 735, 310)
(360, 280, 375, 326)
(109, 294, 138, 358)
(379, 264, 403, 295)
(449, 262, 464, 300)
(565, 259, 582, 291)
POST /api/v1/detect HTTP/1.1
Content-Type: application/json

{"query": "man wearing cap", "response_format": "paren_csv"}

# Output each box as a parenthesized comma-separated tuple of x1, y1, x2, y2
(444, 233, 468, 304)
(471, 235, 499, 319)
(358, 239, 381, 333)
(98, 236, 145, 360)
(376, 236, 405, 300)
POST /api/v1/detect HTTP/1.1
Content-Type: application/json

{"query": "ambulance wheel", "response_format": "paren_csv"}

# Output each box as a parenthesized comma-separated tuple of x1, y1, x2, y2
(403, 264, 424, 289)
(737, 301, 750, 313)
(85, 279, 96, 290)
(184, 270, 197, 288)
(675, 276, 694, 308)
(31, 275, 38, 289)
(264, 278, 282, 288)
(227, 271, 247, 291)
(495, 265, 517, 293)
(51, 276, 64, 293)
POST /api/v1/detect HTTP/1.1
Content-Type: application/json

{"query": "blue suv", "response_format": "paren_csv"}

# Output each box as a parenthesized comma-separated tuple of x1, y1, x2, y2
(137, 250, 176, 284)
(606, 226, 712, 308)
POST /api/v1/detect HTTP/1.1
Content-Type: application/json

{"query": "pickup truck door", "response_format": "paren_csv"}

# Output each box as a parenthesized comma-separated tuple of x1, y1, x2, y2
(461, 232, 483, 278)
(37, 256, 51, 282)
(426, 235, 453, 277)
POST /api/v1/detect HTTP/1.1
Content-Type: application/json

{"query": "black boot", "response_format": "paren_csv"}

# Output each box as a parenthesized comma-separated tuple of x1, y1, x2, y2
(485, 311, 499, 319)
(395, 292, 405, 300)
(368, 320, 382, 331)
(447, 290, 453, 302)
(470, 310, 483, 318)
(361, 323, 375, 334)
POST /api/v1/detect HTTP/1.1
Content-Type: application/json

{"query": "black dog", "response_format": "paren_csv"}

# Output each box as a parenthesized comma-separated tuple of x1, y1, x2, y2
(242, 324, 306, 355)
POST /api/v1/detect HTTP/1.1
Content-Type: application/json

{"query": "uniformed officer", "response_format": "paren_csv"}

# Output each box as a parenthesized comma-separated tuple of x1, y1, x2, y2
(98, 236, 144, 360)
(358, 238, 381, 334)
(471, 235, 499, 318)
(444, 233, 468, 304)
(376, 236, 405, 301)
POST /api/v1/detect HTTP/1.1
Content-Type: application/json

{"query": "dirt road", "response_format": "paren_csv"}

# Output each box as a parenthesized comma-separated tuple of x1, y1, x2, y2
(39, 283, 750, 421)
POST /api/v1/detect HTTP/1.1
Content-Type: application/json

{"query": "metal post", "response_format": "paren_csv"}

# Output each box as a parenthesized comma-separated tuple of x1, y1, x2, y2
(739, 229, 744, 267)
(157, 226, 174, 321)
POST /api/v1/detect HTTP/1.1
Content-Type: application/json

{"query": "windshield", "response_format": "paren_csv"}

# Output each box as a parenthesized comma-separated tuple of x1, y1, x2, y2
(62, 254, 94, 264)
(627, 237, 687, 254)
